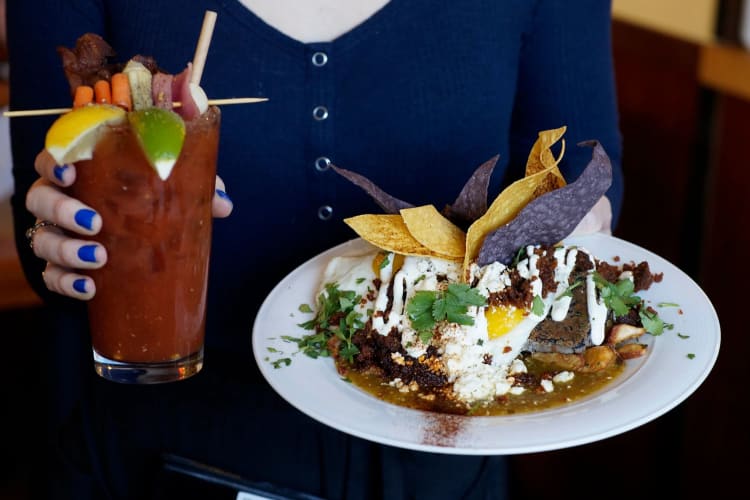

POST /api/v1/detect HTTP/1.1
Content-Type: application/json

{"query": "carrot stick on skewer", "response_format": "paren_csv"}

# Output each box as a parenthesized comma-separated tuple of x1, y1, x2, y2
(94, 80, 112, 104)
(73, 86, 94, 108)
(111, 73, 132, 111)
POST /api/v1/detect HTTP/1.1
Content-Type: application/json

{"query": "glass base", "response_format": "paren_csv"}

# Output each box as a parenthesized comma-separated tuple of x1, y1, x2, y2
(93, 348, 203, 384)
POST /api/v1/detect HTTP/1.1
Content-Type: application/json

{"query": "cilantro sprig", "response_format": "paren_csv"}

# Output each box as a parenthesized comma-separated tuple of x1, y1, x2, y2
(639, 307, 664, 336)
(406, 283, 487, 343)
(592, 272, 665, 335)
(592, 273, 641, 316)
(295, 283, 363, 363)
(557, 279, 583, 300)
(271, 358, 291, 369)
(378, 252, 391, 270)
(511, 246, 528, 267)
(531, 295, 545, 316)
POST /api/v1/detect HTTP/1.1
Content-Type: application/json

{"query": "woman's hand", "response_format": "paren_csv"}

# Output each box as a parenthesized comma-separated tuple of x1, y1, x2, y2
(25, 151, 233, 300)
(571, 196, 612, 236)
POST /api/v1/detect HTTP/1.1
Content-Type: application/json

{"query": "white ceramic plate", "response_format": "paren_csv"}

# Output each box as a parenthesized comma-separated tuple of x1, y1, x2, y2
(252, 234, 720, 455)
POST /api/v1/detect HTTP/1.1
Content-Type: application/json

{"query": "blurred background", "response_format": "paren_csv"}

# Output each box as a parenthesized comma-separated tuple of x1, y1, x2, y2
(1, 1, 748, 498)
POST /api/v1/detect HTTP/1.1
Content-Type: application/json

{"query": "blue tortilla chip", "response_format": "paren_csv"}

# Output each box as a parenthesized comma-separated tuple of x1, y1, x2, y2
(444, 155, 498, 227)
(331, 165, 414, 214)
(477, 141, 612, 266)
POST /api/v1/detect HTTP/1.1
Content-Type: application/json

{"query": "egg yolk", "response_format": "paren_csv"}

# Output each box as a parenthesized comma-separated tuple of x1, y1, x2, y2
(485, 305, 525, 339)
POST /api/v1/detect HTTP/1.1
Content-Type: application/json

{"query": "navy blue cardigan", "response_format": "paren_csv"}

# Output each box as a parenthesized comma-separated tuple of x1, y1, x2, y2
(8, 1, 621, 497)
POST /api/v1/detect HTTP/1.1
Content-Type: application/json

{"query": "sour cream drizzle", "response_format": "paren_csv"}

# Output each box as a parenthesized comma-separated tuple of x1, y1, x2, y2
(550, 246, 578, 320)
(516, 246, 543, 310)
(372, 255, 461, 337)
(586, 253, 608, 346)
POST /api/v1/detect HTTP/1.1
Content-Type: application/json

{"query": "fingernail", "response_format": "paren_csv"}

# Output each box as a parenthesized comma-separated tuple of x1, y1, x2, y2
(77, 244, 98, 263)
(53, 165, 69, 182)
(74, 209, 97, 231)
(216, 189, 232, 204)
(73, 278, 88, 294)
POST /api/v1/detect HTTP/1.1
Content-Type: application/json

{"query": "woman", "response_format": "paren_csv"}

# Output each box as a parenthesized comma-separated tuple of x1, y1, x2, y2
(8, 1, 621, 498)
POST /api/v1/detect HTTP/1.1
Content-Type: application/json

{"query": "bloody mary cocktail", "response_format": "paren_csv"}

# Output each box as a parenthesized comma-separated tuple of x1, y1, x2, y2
(69, 106, 220, 383)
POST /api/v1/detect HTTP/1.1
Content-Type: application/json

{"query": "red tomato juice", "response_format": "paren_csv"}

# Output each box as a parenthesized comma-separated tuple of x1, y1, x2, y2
(69, 107, 220, 368)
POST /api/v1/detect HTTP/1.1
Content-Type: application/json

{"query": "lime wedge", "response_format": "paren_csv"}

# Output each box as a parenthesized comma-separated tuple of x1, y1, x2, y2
(128, 108, 186, 180)
(45, 105, 126, 165)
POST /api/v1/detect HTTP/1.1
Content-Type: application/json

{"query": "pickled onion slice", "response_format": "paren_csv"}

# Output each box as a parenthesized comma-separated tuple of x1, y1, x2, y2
(172, 63, 201, 120)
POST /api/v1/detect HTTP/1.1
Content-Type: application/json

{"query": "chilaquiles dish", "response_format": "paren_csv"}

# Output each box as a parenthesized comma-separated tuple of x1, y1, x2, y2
(279, 128, 665, 416)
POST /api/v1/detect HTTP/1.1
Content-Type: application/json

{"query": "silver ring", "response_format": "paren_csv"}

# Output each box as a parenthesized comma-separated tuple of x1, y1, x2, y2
(25, 220, 58, 249)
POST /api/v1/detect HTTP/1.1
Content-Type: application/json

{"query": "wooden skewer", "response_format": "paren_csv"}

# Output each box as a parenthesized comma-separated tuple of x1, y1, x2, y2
(173, 97, 267, 108)
(3, 97, 269, 117)
(190, 10, 217, 86)
(2, 108, 75, 117)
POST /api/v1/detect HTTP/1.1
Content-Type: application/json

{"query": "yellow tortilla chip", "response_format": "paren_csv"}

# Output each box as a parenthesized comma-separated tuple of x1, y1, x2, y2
(462, 164, 567, 278)
(400, 205, 466, 258)
(344, 214, 458, 260)
(525, 126, 567, 176)
(532, 170, 566, 198)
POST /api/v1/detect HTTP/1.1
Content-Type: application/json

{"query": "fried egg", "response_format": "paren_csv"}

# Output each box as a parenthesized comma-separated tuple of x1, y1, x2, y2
(318, 244, 604, 403)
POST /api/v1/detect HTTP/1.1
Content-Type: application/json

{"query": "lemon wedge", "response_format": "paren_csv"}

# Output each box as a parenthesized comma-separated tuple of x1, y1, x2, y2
(45, 105, 127, 165)
(128, 108, 186, 180)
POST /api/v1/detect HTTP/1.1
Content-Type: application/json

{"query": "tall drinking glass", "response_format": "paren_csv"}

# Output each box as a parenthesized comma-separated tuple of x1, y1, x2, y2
(69, 106, 220, 383)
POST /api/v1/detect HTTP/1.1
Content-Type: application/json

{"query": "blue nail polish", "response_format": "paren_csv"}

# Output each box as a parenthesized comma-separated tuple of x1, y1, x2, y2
(73, 278, 87, 294)
(53, 165, 69, 182)
(216, 189, 232, 203)
(77, 244, 98, 263)
(74, 209, 97, 230)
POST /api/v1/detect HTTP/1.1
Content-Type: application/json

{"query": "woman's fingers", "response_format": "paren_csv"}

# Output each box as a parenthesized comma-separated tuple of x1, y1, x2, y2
(34, 150, 77, 187)
(212, 175, 233, 218)
(26, 178, 101, 235)
(35, 155, 232, 221)
(571, 196, 613, 236)
(42, 262, 96, 300)
(26, 212, 105, 300)
(25, 171, 104, 300)
(31, 226, 107, 270)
